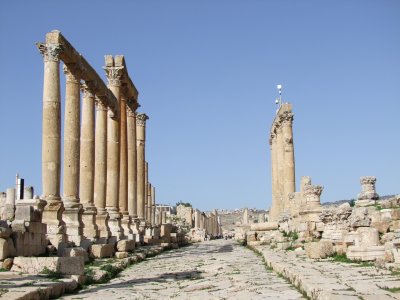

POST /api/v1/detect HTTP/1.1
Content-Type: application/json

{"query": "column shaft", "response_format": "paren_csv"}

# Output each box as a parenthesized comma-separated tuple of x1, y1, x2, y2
(63, 64, 81, 204)
(79, 84, 95, 208)
(38, 43, 62, 201)
(94, 101, 108, 213)
(136, 113, 148, 220)
(127, 108, 138, 218)
(119, 96, 128, 216)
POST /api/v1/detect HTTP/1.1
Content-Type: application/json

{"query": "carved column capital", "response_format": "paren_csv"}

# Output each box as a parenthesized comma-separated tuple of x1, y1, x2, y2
(104, 66, 124, 87)
(136, 113, 149, 127)
(95, 97, 108, 111)
(303, 185, 324, 197)
(81, 83, 95, 99)
(280, 111, 294, 126)
(63, 63, 81, 83)
(127, 106, 136, 117)
(37, 43, 63, 62)
(360, 176, 376, 185)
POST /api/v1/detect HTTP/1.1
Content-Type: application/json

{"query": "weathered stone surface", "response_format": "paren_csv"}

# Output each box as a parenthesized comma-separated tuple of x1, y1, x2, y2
(250, 222, 279, 231)
(0, 238, 10, 260)
(347, 245, 386, 261)
(62, 240, 303, 300)
(117, 239, 135, 252)
(0, 226, 12, 238)
(2, 257, 13, 270)
(11, 256, 84, 275)
(90, 244, 114, 258)
(62, 247, 89, 262)
(115, 251, 128, 259)
(304, 240, 334, 259)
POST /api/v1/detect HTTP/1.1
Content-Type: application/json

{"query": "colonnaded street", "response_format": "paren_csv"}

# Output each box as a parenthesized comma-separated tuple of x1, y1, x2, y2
(62, 240, 304, 299)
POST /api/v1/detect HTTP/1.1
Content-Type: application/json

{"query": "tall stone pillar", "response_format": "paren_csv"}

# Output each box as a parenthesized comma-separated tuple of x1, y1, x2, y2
(281, 108, 295, 211)
(276, 121, 284, 214)
(62, 63, 83, 245)
(37, 43, 66, 247)
(147, 183, 152, 223)
(79, 84, 98, 240)
(145, 162, 149, 223)
(151, 186, 156, 226)
(127, 106, 138, 219)
(199, 213, 205, 230)
(119, 95, 133, 239)
(194, 209, 200, 228)
(136, 113, 148, 222)
(104, 65, 124, 240)
(269, 131, 279, 221)
(93, 99, 110, 241)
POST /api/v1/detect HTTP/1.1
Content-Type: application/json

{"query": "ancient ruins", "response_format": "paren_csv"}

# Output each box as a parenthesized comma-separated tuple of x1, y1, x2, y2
(0, 30, 221, 282)
(237, 99, 400, 266)
(0, 30, 399, 300)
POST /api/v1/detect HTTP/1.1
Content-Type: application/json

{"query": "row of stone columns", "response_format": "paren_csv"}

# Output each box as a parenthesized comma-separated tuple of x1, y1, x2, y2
(38, 43, 157, 247)
(269, 103, 295, 221)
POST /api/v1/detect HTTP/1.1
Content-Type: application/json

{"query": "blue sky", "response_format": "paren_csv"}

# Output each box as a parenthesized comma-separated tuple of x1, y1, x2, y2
(0, 1, 399, 211)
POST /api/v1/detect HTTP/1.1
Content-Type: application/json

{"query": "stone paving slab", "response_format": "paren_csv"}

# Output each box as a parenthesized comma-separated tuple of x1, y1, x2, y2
(62, 240, 304, 299)
(253, 245, 400, 300)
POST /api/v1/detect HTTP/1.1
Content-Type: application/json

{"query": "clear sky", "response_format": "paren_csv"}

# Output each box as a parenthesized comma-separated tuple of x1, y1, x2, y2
(0, 1, 399, 211)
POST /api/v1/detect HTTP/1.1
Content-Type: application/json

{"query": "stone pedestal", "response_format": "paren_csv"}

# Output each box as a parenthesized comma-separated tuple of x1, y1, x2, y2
(63, 204, 84, 246)
(96, 212, 110, 244)
(42, 201, 66, 248)
(121, 214, 134, 239)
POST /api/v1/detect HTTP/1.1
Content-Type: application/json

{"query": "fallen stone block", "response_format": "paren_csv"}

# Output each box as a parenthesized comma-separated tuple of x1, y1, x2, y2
(90, 244, 114, 258)
(115, 251, 128, 259)
(117, 239, 135, 252)
(2, 257, 13, 270)
(11, 256, 84, 275)
(304, 240, 334, 259)
(347, 245, 386, 261)
(62, 247, 89, 262)
(250, 222, 279, 231)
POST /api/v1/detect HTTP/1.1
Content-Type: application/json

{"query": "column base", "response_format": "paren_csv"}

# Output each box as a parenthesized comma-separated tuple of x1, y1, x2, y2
(121, 214, 134, 240)
(42, 200, 67, 248)
(95, 212, 111, 244)
(108, 211, 124, 241)
(82, 206, 99, 240)
(63, 202, 84, 246)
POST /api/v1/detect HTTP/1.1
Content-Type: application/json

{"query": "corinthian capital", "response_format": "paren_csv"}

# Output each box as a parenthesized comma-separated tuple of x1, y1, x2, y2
(360, 176, 376, 185)
(37, 43, 63, 62)
(280, 111, 294, 126)
(63, 63, 81, 83)
(303, 185, 324, 197)
(104, 66, 124, 87)
(136, 113, 149, 127)
(80, 83, 94, 99)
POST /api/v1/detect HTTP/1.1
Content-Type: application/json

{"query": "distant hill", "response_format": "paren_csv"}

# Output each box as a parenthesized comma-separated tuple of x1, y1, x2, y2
(322, 194, 397, 207)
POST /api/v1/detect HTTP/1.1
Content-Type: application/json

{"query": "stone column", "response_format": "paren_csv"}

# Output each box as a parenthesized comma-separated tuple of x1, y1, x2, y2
(119, 94, 133, 239)
(242, 207, 249, 225)
(281, 107, 295, 212)
(269, 131, 279, 221)
(136, 113, 149, 222)
(194, 209, 200, 228)
(127, 106, 138, 219)
(23, 186, 34, 200)
(145, 162, 149, 223)
(79, 84, 98, 240)
(93, 99, 110, 242)
(304, 185, 323, 207)
(37, 43, 66, 247)
(104, 65, 124, 240)
(147, 183, 152, 223)
(151, 186, 156, 226)
(200, 213, 205, 230)
(356, 176, 379, 207)
(62, 63, 83, 245)
(276, 120, 284, 215)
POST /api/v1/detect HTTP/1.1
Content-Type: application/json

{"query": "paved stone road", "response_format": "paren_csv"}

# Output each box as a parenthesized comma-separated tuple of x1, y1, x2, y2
(62, 240, 304, 299)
